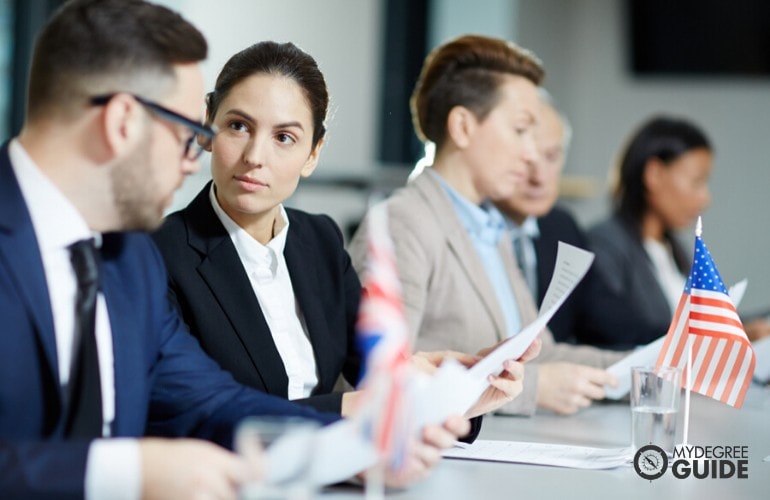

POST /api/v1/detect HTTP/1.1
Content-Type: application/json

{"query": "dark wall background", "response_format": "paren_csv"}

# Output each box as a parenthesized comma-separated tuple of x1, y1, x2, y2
(628, 0, 770, 76)
(9, 0, 64, 135)
(377, 0, 429, 165)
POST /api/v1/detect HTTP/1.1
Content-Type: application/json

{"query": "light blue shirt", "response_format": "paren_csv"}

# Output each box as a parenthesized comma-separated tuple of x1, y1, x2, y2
(431, 171, 522, 338)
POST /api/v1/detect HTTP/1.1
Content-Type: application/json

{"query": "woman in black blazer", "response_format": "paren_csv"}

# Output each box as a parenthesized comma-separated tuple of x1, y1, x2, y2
(583, 116, 713, 349)
(152, 41, 529, 422)
(151, 41, 363, 415)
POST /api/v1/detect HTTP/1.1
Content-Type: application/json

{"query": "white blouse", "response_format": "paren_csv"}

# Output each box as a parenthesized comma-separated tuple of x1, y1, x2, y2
(644, 237, 687, 312)
(210, 187, 318, 400)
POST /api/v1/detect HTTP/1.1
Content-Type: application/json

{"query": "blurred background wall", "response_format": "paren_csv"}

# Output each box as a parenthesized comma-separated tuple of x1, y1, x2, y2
(4, 0, 770, 315)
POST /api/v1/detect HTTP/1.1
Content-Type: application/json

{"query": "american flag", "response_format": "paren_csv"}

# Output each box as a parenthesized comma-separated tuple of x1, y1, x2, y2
(354, 204, 412, 468)
(656, 224, 755, 408)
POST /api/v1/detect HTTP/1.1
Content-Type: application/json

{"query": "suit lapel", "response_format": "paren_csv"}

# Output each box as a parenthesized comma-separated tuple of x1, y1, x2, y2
(185, 188, 289, 397)
(414, 173, 508, 341)
(283, 213, 333, 393)
(0, 144, 59, 383)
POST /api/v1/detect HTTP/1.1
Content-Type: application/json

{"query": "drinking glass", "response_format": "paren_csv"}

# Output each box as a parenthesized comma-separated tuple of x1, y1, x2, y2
(630, 366, 681, 455)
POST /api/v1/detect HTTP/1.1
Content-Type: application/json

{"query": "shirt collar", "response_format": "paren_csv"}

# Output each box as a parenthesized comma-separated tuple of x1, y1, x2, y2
(507, 214, 540, 240)
(209, 183, 290, 270)
(430, 170, 506, 245)
(9, 139, 97, 251)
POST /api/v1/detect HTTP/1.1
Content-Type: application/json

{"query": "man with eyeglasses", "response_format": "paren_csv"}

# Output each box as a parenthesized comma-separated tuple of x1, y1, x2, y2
(0, 1, 468, 499)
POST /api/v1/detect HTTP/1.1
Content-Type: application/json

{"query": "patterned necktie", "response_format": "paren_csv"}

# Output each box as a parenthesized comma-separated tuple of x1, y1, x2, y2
(513, 232, 538, 299)
(64, 238, 103, 438)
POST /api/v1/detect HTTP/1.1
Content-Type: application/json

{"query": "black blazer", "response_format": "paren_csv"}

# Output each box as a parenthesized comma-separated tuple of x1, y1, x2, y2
(532, 206, 594, 344)
(581, 213, 675, 349)
(152, 183, 362, 413)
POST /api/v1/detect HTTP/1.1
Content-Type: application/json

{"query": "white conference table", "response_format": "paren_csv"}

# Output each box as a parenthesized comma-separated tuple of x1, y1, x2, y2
(322, 384, 770, 499)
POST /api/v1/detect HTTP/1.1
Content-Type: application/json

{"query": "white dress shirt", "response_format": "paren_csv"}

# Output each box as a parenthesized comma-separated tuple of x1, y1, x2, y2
(210, 187, 319, 400)
(644, 237, 687, 312)
(10, 140, 140, 500)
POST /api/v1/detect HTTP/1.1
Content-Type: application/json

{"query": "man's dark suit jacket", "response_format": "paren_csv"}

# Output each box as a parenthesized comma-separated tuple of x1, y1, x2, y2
(532, 206, 594, 344)
(0, 145, 337, 499)
(152, 184, 363, 414)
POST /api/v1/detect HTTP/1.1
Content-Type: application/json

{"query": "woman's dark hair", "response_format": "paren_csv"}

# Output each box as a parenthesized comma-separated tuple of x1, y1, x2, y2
(410, 34, 544, 148)
(613, 115, 712, 271)
(206, 41, 329, 148)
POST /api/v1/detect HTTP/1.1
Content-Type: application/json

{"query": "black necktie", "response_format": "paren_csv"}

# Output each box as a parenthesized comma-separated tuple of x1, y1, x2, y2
(64, 238, 103, 438)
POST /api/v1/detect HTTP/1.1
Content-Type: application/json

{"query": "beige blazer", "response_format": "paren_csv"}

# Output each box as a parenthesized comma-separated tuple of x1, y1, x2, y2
(348, 170, 625, 414)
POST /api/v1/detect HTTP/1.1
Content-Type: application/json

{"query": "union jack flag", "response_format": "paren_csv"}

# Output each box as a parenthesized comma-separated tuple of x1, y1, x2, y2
(354, 204, 413, 468)
(656, 224, 755, 408)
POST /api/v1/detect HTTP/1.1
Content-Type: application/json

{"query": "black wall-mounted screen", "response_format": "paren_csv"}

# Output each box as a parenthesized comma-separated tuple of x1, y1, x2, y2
(628, 0, 770, 76)
(378, 0, 429, 164)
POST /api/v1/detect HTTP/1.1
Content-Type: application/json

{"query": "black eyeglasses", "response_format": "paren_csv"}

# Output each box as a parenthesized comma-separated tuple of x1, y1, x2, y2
(91, 94, 216, 161)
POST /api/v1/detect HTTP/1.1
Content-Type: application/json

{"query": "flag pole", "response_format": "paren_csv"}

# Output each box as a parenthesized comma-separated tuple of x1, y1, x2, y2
(681, 217, 702, 449)
(364, 460, 385, 500)
(682, 336, 692, 448)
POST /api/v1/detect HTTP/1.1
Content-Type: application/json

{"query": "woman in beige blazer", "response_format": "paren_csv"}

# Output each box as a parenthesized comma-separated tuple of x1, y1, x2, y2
(349, 35, 624, 416)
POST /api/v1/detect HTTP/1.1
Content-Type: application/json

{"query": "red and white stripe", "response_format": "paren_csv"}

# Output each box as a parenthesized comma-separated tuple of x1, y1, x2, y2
(657, 289, 755, 408)
(355, 204, 413, 466)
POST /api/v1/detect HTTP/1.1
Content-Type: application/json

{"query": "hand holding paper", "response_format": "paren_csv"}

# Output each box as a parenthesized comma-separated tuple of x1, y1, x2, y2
(280, 241, 594, 486)
(536, 362, 618, 415)
(464, 242, 595, 408)
(411, 347, 536, 418)
(413, 242, 595, 425)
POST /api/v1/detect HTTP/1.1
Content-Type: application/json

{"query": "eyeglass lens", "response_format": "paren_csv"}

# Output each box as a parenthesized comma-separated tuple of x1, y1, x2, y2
(184, 131, 214, 161)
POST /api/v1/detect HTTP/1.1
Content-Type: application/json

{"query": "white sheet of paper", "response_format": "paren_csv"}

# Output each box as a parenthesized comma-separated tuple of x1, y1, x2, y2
(411, 242, 594, 427)
(752, 336, 770, 383)
(728, 279, 748, 308)
(539, 242, 596, 316)
(411, 358, 480, 426)
(467, 242, 595, 390)
(604, 336, 667, 400)
(443, 440, 633, 470)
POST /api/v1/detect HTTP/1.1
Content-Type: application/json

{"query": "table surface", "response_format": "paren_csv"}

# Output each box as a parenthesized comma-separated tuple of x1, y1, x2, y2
(322, 384, 770, 499)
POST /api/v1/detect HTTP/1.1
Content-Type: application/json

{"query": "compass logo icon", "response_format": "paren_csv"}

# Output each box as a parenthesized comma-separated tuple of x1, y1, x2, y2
(634, 444, 668, 480)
